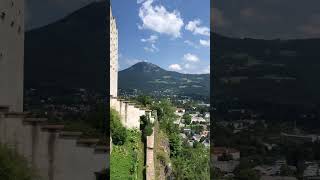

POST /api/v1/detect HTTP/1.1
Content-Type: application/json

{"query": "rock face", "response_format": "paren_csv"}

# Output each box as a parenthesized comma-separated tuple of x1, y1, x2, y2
(0, 0, 24, 112)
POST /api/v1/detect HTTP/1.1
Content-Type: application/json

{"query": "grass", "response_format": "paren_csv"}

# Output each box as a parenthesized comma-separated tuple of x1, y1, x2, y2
(110, 130, 145, 180)
(0, 144, 38, 180)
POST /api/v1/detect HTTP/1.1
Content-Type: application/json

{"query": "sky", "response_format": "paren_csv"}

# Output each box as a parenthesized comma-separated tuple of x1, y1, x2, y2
(213, 0, 320, 39)
(111, 0, 210, 74)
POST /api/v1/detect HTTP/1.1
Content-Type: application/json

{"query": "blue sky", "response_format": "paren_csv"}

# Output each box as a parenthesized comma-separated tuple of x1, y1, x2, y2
(111, 0, 210, 74)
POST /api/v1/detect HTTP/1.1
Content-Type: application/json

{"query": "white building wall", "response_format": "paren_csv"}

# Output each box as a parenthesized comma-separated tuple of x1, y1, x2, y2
(110, 7, 118, 97)
(0, 0, 24, 112)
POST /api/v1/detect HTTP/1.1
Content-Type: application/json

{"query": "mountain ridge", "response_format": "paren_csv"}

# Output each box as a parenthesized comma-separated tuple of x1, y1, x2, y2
(25, 2, 107, 92)
(119, 62, 210, 98)
(121, 61, 209, 75)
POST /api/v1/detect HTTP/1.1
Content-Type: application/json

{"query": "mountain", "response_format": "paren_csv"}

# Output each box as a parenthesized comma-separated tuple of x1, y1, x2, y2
(212, 32, 320, 105)
(24, 2, 107, 93)
(119, 62, 210, 98)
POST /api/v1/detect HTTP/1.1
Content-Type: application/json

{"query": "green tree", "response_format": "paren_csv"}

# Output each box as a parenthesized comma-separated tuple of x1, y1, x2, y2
(172, 145, 210, 180)
(169, 133, 182, 157)
(136, 95, 152, 107)
(183, 113, 192, 125)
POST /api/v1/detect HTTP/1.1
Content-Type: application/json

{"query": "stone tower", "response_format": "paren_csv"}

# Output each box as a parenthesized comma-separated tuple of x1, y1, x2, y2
(110, 6, 118, 98)
(0, 0, 24, 112)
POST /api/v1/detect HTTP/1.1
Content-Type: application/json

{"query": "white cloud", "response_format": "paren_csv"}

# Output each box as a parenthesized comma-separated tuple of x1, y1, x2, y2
(144, 43, 159, 52)
(184, 40, 199, 48)
(183, 53, 200, 62)
(184, 63, 191, 69)
(185, 19, 210, 36)
(202, 65, 210, 74)
(199, 39, 210, 47)
(138, 0, 184, 38)
(137, 0, 145, 3)
(141, 35, 158, 43)
(168, 64, 182, 71)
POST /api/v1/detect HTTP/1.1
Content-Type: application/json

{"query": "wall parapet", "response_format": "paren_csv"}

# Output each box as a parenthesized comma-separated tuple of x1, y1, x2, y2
(0, 112, 107, 180)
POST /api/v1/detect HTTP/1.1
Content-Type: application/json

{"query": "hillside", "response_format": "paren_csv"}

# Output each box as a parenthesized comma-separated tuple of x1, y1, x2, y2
(119, 62, 210, 98)
(212, 33, 320, 105)
(24, 2, 107, 93)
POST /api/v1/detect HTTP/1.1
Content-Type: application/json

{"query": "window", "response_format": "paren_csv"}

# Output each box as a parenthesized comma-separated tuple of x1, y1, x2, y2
(11, 21, 14, 27)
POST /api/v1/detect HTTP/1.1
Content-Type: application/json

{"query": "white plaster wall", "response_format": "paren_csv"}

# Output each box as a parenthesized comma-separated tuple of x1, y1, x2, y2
(119, 101, 126, 124)
(110, 6, 118, 97)
(55, 139, 107, 180)
(0, 115, 107, 180)
(0, 0, 24, 112)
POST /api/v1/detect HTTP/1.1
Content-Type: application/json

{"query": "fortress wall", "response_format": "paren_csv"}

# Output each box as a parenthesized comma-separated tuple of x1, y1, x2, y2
(146, 128, 155, 180)
(126, 104, 140, 129)
(119, 100, 126, 125)
(0, 0, 24, 112)
(111, 99, 156, 130)
(55, 139, 107, 180)
(0, 112, 107, 180)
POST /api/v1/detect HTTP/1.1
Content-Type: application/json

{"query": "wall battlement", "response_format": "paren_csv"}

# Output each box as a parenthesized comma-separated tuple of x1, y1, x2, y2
(0, 108, 107, 180)
(110, 96, 155, 129)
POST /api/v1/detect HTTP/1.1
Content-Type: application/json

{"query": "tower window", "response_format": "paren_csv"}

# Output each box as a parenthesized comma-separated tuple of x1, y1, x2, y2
(18, 26, 21, 34)
(11, 21, 14, 27)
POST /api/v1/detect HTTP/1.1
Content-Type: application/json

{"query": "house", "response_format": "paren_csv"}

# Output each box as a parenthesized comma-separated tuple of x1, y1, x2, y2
(212, 147, 240, 161)
(191, 116, 206, 124)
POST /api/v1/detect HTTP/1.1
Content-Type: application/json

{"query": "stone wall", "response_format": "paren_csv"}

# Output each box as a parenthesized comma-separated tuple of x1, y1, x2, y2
(0, 107, 107, 180)
(0, 0, 24, 112)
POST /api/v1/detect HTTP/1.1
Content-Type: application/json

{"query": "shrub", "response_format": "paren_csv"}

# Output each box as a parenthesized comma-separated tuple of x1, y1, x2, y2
(111, 109, 127, 145)
(143, 124, 153, 137)
(140, 115, 154, 138)
(0, 145, 37, 180)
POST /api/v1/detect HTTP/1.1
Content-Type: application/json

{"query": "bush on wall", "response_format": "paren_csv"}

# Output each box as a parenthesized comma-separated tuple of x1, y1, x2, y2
(140, 115, 153, 138)
(111, 108, 127, 145)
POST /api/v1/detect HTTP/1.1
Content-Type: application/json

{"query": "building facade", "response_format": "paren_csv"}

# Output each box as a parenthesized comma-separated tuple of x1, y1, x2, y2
(110, 6, 118, 98)
(0, 0, 24, 112)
